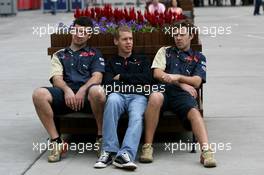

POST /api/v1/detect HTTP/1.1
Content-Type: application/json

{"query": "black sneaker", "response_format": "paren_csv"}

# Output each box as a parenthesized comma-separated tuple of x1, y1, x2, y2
(94, 151, 113, 168)
(113, 152, 137, 170)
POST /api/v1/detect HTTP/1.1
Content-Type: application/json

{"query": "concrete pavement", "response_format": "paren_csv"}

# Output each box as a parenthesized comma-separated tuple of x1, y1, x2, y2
(0, 6, 263, 175)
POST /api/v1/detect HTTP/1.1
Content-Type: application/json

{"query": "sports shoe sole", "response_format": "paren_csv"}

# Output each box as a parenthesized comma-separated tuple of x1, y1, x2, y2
(113, 161, 137, 170)
(200, 158, 217, 168)
(139, 157, 153, 163)
(94, 161, 112, 168)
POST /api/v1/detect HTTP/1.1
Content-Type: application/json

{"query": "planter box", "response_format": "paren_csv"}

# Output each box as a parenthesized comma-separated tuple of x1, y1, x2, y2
(48, 31, 201, 58)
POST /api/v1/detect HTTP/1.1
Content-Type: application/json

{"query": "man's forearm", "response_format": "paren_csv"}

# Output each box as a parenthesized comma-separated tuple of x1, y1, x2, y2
(81, 73, 102, 91)
(178, 75, 202, 88)
(53, 77, 71, 92)
(154, 69, 201, 88)
(153, 69, 168, 83)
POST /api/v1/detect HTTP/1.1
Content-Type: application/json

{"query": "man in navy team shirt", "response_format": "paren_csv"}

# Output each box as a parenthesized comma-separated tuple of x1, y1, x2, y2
(139, 20, 217, 168)
(32, 17, 105, 162)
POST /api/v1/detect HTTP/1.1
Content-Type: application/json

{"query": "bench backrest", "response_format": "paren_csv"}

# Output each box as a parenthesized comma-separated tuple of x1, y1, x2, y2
(48, 31, 201, 60)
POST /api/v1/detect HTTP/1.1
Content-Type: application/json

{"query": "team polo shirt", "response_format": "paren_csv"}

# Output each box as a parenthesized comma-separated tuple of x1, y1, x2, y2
(151, 46, 206, 83)
(49, 46, 105, 90)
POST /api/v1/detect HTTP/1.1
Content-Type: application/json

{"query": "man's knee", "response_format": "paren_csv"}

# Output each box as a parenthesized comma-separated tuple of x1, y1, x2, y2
(148, 92, 164, 108)
(187, 108, 202, 122)
(32, 88, 52, 103)
(129, 114, 144, 126)
(105, 93, 124, 106)
(88, 85, 106, 103)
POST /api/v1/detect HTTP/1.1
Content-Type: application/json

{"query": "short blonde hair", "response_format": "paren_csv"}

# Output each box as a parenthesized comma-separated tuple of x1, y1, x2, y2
(114, 26, 132, 39)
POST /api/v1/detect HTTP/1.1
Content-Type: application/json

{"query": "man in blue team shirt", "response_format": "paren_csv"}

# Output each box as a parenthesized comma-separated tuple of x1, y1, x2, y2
(139, 20, 217, 168)
(32, 17, 105, 162)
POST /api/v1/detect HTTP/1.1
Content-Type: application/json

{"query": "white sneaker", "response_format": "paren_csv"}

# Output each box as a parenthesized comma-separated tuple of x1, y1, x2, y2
(113, 152, 137, 170)
(94, 151, 113, 168)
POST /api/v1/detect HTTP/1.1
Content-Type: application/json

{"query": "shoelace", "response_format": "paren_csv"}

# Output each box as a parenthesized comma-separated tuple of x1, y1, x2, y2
(121, 152, 131, 162)
(51, 149, 60, 155)
(143, 145, 152, 153)
(203, 150, 214, 159)
(98, 152, 110, 162)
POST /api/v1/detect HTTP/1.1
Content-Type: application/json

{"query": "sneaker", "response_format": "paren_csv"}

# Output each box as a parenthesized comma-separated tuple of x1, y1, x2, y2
(200, 149, 217, 168)
(94, 151, 113, 168)
(95, 137, 102, 158)
(48, 140, 68, 163)
(139, 143, 153, 163)
(113, 152, 137, 170)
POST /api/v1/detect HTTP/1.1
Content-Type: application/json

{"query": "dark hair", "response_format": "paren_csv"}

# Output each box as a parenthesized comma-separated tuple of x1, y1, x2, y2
(173, 20, 196, 35)
(73, 16, 93, 27)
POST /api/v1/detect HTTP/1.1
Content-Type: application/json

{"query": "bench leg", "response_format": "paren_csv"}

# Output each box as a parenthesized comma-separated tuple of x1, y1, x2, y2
(191, 133, 197, 153)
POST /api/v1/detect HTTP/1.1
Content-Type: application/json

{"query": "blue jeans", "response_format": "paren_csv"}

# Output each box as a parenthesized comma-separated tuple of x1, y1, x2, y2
(254, 0, 262, 15)
(102, 93, 147, 161)
(51, 1, 57, 15)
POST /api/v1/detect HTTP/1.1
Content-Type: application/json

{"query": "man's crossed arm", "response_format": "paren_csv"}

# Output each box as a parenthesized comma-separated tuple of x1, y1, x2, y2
(153, 68, 202, 98)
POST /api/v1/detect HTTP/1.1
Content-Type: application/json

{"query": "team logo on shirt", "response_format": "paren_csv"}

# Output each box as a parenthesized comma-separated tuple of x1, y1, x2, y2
(202, 66, 206, 71)
(80, 51, 96, 57)
(57, 52, 70, 60)
(129, 58, 141, 65)
(186, 56, 199, 63)
(99, 57, 105, 66)
(99, 57, 104, 62)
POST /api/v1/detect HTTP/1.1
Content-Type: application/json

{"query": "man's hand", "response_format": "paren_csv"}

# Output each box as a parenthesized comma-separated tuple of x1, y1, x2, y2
(75, 87, 86, 111)
(162, 74, 181, 84)
(180, 83, 197, 98)
(113, 74, 120, 80)
(161, 74, 173, 83)
(64, 88, 77, 111)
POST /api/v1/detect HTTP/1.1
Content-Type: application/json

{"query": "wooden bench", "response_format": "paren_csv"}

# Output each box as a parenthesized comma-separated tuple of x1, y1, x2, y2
(48, 31, 203, 151)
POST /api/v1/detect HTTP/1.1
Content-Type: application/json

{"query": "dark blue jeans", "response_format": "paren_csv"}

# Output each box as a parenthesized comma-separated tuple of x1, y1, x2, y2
(51, 1, 57, 15)
(254, 0, 262, 15)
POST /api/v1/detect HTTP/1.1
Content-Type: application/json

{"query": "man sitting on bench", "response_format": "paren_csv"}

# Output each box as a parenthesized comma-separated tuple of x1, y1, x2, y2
(32, 17, 106, 163)
(139, 20, 217, 168)
(94, 26, 152, 170)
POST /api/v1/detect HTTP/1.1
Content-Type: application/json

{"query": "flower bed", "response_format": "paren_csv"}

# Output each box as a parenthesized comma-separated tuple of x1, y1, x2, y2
(74, 4, 187, 33)
(49, 4, 201, 57)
